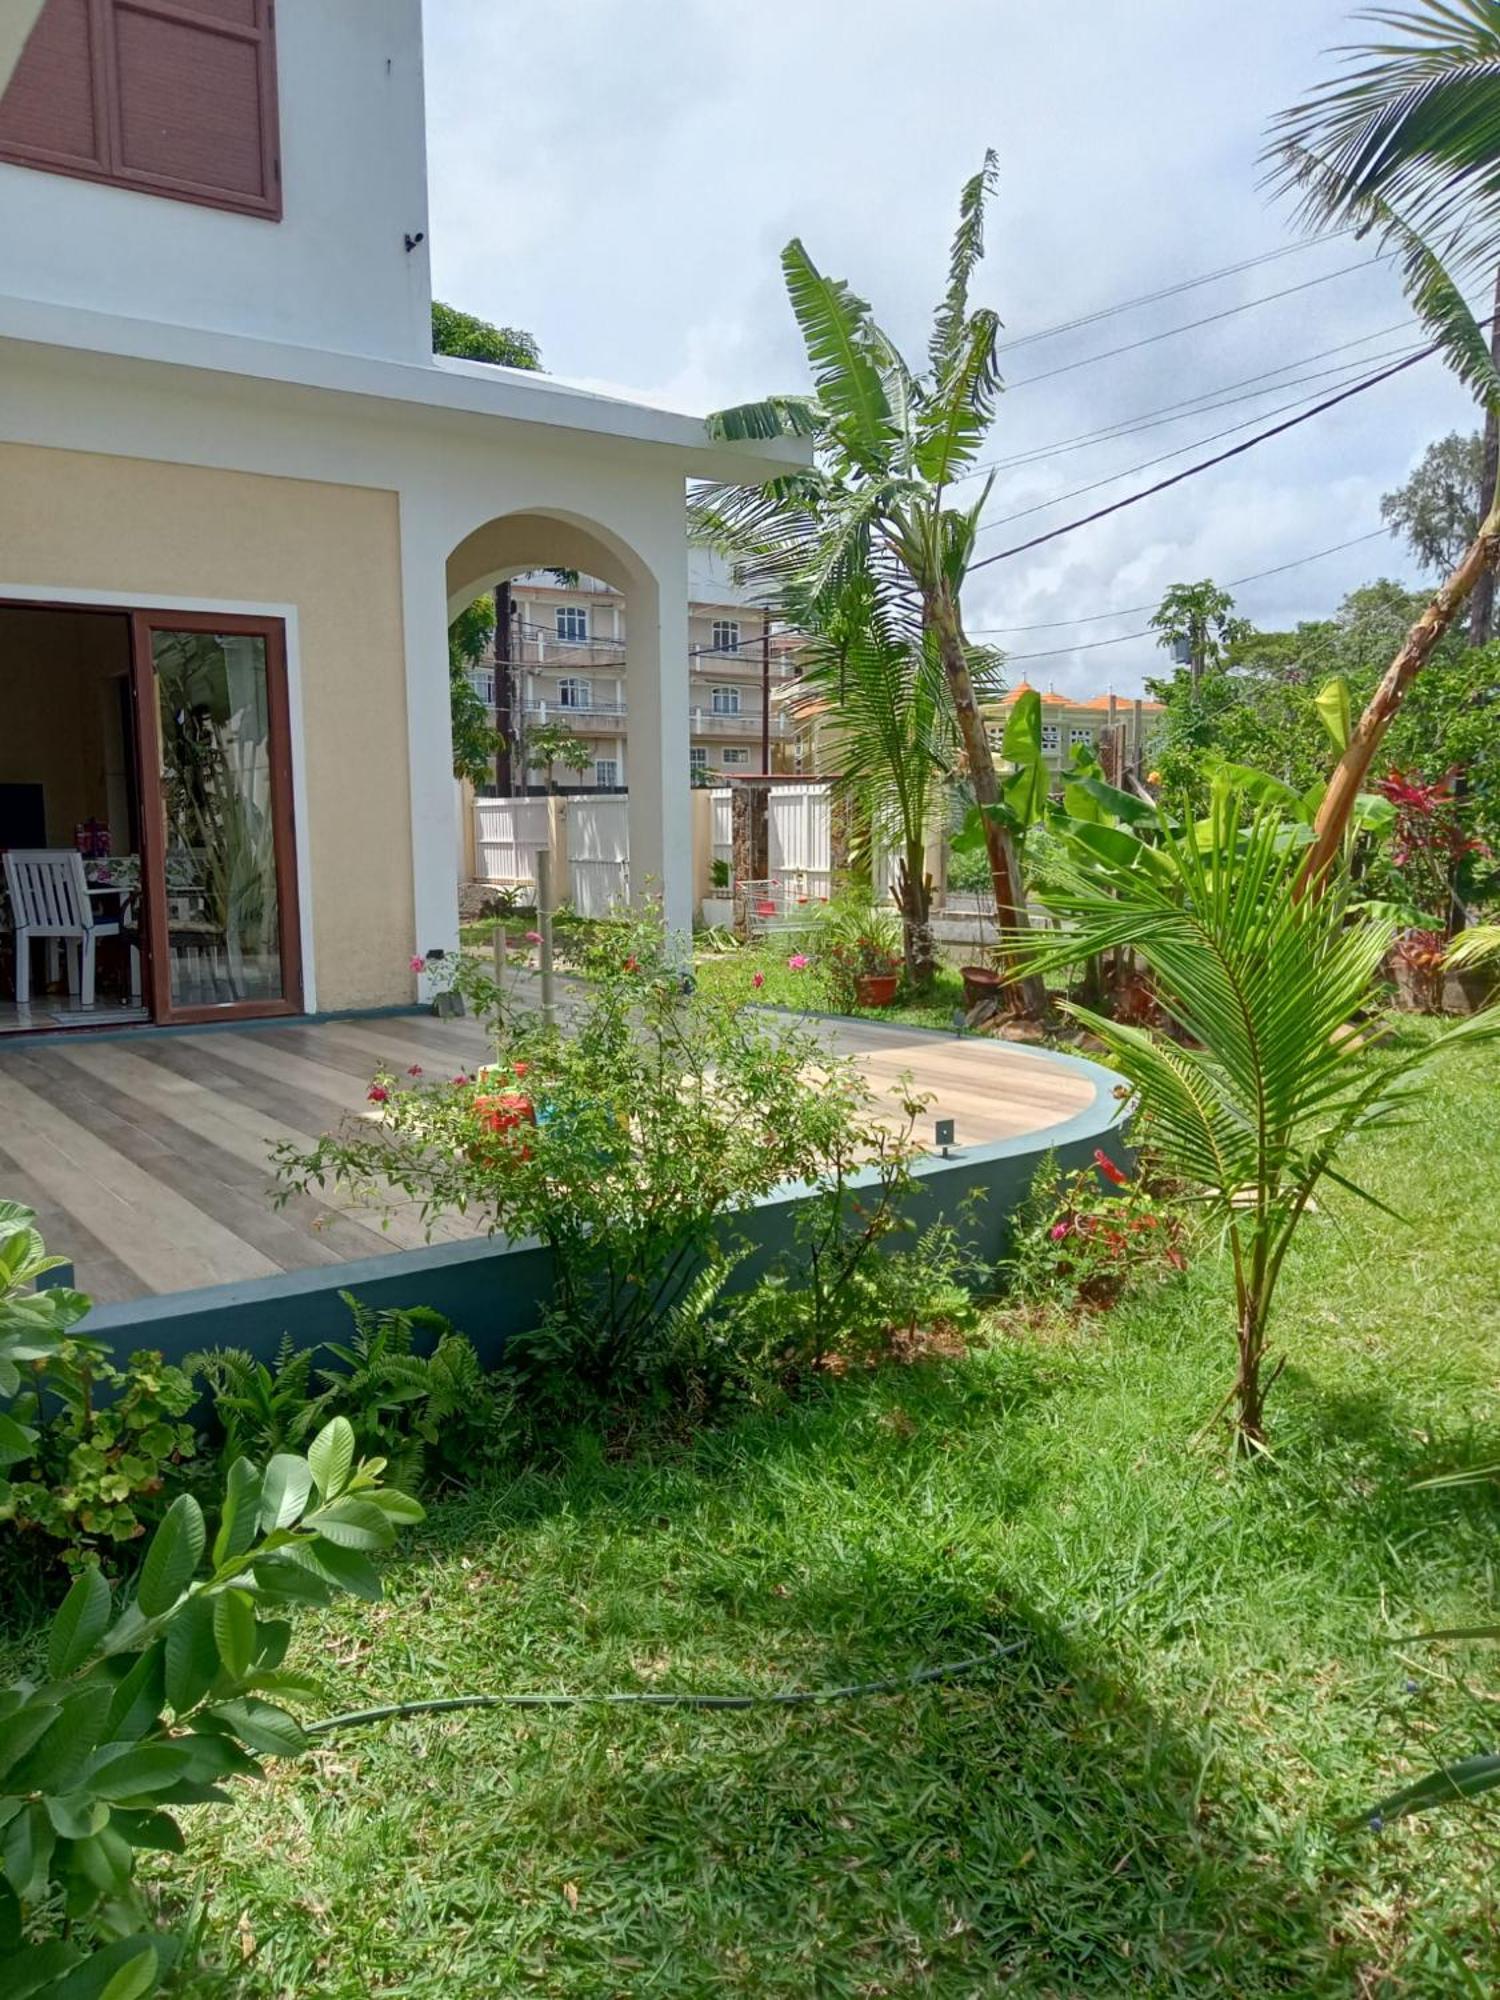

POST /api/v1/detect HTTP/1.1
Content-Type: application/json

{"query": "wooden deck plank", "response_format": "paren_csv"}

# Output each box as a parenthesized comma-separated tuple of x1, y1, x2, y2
(0, 1067, 280, 1294)
(0, 1137, 147, 1307)
(5, 1047, 354, 1278)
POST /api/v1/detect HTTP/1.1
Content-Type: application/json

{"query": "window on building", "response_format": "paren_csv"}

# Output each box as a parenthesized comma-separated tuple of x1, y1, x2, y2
(721, 747, 751, 767)
(593, 759, 619, 789)
(556, 605, 589, 643)
(557, 678, 592, 709)
(689, 746, 709, 773)
(0, 0, 282, 219)
(710, 685, 741, 715)
(1068, 725, 1096, 747)
(1040, 724, 1060, 752)
(711, 619, 740, 655)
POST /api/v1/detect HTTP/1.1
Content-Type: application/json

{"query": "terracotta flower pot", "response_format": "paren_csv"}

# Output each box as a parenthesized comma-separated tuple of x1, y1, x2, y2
(855, 971, 900, 1007)
(960, 964, 1004, 1010)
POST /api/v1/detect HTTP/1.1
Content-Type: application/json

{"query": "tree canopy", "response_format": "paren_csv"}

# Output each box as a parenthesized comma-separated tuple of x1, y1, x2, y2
(432, 302, 541, 371)
(1381, 430, 1485, 574)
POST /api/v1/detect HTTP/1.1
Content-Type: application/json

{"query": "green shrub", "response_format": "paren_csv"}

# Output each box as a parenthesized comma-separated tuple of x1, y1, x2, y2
(0, 1415, 422, 1998)
(1004, 1149, 1190, 1311)
(276, 911, 933, 1417)
(1, 1341, 196, 1571)
(190, 1297, 511, 1494)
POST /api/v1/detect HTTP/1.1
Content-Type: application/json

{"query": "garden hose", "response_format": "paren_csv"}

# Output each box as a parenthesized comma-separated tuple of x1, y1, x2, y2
(307, 1632, 1027, 1737)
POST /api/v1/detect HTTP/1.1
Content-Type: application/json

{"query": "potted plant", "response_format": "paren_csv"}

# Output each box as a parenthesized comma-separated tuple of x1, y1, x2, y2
(701, 856, 735, 930)
(959, 960, 1005, 1011)
(817, 902, 903, 1009)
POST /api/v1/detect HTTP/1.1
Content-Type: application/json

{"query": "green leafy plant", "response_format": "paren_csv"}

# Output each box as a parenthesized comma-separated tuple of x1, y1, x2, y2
(0, 1205, 84, 1480)
(276, 911, 918, 1414)
(710, 857, 732, 891)
(0, 1413, 422, 1998)
(190, 1300, 509, 1495)
(2, 1342, 196, 1571)
(1005, 1149, 1190, 1311)
(1017, 791, 1500, 1451)
(809, 897, 904, 1011)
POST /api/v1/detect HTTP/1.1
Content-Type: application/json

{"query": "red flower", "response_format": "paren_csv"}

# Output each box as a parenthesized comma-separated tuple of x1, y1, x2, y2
(366, 1084, 390, 1104)
(624, 955, 640, 973)
(1094, 1149, 1130, 1187)
(473, 1092, 535, 1135)
(513, 1061, 529, 1078)
(407, 1064, 423, 1077)
(452, 1074, 470, 1087)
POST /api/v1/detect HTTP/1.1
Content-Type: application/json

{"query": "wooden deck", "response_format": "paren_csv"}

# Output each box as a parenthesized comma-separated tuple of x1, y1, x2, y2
(0, 1011, 1098, 1307)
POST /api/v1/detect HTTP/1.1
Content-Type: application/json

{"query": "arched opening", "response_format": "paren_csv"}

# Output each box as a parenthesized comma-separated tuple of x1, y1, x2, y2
(443, 508, 689, 935)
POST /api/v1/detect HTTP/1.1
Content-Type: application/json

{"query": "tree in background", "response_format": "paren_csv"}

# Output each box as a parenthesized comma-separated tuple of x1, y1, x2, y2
(1267, 1, 1500, 885)
(433, 306, 541, 786)
(1148, 580, 1252, 691)
(448, 598, 504, 789)
(526, 722, 592, 793)
(1381, 429, 1485, 576)
(432, 301, 541, 371)
(692, 156, 1045, 1014)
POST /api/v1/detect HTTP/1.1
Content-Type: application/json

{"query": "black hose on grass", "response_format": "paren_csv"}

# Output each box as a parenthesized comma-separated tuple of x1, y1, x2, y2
(307, 1632, 1027, 1737)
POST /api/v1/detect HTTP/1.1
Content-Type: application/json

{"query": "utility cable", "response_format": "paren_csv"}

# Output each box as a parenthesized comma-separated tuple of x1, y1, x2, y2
(969, 340, 1438, 574)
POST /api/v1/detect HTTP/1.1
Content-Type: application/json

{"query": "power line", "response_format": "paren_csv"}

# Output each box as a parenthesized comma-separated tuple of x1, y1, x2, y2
(969, 341, 1438, 574)
(966, 528, 1392, 636)
(976, 365, 1423, 539)
(1003, 256, 1392, 392)
(994, 231, 1352, 354)
(966, 328, 1423, 478)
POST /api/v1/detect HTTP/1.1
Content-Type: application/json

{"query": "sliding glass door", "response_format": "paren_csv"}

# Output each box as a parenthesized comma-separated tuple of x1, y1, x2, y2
(130, 612, 301, 1022)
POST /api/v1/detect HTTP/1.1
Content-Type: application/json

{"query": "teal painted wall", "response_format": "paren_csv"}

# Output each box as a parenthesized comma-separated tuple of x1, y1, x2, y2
(83, 1042, 1129, 1371)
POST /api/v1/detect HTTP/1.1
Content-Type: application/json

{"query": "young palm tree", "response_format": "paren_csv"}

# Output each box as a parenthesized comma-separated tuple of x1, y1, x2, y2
(691, 156, 1046, 1015)
(1267, 1, 1500, 888)
(1018, 795, 1500, 1452)
(789, 576, 955, 984)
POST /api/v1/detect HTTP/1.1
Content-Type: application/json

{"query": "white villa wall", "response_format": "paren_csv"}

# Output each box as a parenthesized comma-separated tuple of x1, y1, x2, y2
(0, 1, 433, 362)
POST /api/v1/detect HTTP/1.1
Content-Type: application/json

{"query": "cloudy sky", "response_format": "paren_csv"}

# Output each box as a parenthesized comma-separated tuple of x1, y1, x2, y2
(421, 0, 1479, 697)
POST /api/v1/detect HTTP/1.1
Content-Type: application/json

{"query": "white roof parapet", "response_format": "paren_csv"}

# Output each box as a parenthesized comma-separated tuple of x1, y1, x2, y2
(0, 293, 810, 483)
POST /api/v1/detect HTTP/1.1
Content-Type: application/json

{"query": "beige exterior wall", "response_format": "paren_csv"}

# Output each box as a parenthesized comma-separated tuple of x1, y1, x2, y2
(0, 441, 413, 1011)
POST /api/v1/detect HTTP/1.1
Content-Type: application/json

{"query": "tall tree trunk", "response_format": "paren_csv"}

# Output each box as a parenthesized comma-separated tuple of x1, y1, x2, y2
(1296, 495, 1500, 896)
(896, 846, 935, 989)
(925, 584, 1047, 1017)
(1469, 267, 1500, 649)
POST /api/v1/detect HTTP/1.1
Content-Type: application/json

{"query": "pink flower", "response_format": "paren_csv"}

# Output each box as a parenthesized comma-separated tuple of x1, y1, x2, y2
(367, 1084, 390, 1104)
(409, 955, 427, 974)
(452, 1073, 469, 1087)
(525, 930, 542, 945)
(752, 971, 765, 989)
(407, 1064, 423, 1077)
(1049, 1221, 1071, 1242)
(787, 954, 810, 971)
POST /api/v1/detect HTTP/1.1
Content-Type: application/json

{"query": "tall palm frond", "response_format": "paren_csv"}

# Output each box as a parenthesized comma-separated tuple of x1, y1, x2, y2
(1267, 2, 1500, 269)
(930, 149, 1000, 377)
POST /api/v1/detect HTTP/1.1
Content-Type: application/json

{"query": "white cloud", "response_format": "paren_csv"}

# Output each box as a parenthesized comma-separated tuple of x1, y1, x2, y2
(424, 0, 1480, 688)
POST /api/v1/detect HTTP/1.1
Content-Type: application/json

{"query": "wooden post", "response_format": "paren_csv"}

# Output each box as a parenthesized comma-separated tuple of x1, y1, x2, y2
(536, 848, 557, 1029)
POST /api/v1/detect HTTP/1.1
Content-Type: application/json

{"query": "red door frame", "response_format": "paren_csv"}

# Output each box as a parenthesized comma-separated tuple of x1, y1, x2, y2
(129, 609, 303, 1025)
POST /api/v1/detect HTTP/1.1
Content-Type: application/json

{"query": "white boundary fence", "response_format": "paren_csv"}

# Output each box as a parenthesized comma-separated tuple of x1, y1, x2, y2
(767, 782, 834, 901)
(566, 796, 630, 918)
(474, 797, 551, 890)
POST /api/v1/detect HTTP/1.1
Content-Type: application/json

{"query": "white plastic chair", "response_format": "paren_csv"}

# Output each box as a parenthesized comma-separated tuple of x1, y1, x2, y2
(3, 849, 141, 1010)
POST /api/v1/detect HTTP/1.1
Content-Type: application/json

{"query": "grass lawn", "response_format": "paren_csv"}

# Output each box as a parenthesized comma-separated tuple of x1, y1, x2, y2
(171, 1031, 1500, 1996)
(693, 938, 972, 1032)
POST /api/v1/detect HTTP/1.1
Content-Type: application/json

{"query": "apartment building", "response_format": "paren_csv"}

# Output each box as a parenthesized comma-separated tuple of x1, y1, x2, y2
(468, 557, 802, 791)
(983, 683, 1165, 785)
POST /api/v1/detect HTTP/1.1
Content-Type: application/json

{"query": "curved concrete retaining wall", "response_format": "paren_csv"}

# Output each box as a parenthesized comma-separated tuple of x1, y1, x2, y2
(87, 1036, 1129, 1370)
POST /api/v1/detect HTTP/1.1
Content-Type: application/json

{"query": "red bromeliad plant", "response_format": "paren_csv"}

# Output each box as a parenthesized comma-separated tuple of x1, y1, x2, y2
(1373, 768, 1485, 1010)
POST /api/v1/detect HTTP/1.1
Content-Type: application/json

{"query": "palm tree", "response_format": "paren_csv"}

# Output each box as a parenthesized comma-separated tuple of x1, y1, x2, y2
(789, 575, 955, 984)
(1017, 793, 1500, 1452)
(691, 156, 1045, 1015)
(1266, 1, 1500, 889)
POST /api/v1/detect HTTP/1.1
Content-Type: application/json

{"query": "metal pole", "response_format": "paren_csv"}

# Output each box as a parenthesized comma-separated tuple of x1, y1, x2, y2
(494, 583, 514, 795)
(761, 609, 772, 775)
(535, 847, 557, 1030)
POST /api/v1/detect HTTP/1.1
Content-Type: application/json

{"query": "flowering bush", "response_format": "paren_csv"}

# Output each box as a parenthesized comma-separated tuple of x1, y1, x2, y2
(807, 899, 903, 1011)
(275, 912, 924, 1411)
(1005, 1149, 1189, 1310)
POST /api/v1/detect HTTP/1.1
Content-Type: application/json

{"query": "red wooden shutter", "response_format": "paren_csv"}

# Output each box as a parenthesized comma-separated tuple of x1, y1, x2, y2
(0, 0, 280, 219)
